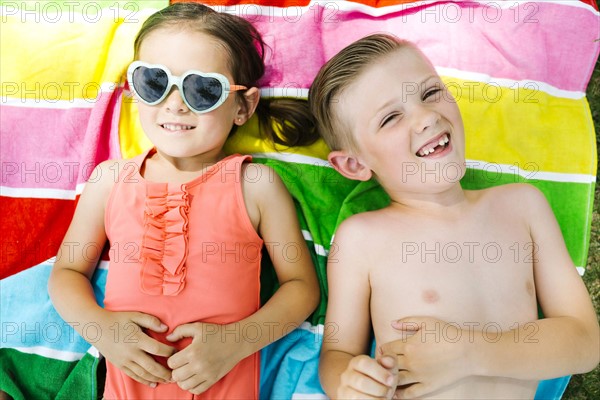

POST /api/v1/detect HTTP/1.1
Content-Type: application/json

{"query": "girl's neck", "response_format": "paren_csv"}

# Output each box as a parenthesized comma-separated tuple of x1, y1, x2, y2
(142, 148, 227, 184)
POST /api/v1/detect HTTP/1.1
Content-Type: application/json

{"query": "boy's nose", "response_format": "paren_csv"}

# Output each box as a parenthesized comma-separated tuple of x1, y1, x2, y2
(412, 106, 440, 134)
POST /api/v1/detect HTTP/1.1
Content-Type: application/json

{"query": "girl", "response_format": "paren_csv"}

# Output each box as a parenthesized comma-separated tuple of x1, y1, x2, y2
(49, 3, 320, 399)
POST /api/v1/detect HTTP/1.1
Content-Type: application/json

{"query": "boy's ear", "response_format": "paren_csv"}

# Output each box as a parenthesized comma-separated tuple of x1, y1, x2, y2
(328, 150, 372, 181)
(234, 87, 260, 125)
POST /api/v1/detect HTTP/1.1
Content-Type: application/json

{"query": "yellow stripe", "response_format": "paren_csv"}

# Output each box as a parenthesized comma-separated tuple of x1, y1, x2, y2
(442, 77, 596, 176)
(118, 98, 330, 160)
(1, 12, 152, 101)
(120, 78, 595, 172)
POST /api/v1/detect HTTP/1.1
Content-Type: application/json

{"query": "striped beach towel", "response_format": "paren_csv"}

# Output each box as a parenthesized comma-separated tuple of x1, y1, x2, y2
(1, 1, 598, 398)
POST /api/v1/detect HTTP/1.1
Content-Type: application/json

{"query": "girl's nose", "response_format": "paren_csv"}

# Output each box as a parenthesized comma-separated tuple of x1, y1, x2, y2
(164, 88, 190, 114)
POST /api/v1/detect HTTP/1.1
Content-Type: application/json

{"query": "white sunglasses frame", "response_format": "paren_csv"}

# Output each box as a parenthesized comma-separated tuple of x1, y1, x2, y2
(126, 61, 247, 114)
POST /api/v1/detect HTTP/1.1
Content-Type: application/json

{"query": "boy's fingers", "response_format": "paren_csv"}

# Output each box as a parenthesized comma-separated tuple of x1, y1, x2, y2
(396, 370, 417, 386)
(395, 382, 425, 399)
(353, 374, 393, 398)
(350, 356, 396, 386)
(378, 354, 398, 370)
(391, 317, 423, 331)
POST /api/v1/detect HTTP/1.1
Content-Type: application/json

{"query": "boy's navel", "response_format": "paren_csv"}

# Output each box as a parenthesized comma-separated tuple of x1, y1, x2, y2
(422, 289, 440, 304)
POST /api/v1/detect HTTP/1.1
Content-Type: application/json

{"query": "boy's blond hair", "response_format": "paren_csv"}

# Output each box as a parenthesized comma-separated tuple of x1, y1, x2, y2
(308, 34, 416, 151)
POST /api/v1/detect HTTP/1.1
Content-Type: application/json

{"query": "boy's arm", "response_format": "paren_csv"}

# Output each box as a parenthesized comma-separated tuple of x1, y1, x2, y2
(166, 164, 320, 393)
(383, 185, 599, 398)
(471, 185, 599, 375)
(48, 161, 175, 386)
(320, 217, 398, 399)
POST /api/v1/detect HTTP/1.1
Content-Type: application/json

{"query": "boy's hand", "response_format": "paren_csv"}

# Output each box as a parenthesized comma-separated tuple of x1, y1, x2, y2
(94, 311, 176, 386)
(166, 322, 243, 395)
(336, 354, 398, 399)
(382, 316, 471, 398)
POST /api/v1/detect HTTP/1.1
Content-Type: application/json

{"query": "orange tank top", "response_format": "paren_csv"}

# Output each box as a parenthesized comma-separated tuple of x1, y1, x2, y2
(102, 149, 262, 399)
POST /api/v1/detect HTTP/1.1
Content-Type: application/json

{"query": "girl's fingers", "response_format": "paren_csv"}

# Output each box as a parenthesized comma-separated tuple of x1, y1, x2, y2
(130, 312, 168, 333)
(121, 364, 158, 387)
(138, 335, 177, 358)
(177, 374, 209, 394)
(134, 354, 172, 383)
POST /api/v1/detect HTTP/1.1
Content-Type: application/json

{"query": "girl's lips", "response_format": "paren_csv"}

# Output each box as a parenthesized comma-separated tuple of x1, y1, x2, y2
(416, 133, 450, 157)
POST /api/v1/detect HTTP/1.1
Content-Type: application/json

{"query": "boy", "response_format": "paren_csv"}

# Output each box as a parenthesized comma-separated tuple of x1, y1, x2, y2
(308, 34, 599, 399)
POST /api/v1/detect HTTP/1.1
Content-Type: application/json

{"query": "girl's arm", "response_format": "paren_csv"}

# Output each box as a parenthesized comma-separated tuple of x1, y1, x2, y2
(320, 217, 398, 399)
(167, 164, 321, 394)
(383, 184, 599, 398)
(48, 161, 175, 386)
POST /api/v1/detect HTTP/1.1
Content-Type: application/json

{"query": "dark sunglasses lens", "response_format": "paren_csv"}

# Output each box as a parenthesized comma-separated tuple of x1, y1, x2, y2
(132, 66, 169, 103)
(183, 75, 223, 111)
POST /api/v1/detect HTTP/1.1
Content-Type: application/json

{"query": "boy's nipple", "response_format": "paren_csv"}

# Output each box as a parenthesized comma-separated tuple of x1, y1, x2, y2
(421, 289, 440, 304)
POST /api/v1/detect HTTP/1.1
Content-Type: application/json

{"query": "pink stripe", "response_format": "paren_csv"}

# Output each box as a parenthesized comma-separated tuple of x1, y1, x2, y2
(252, 1, 599, 91)
(0, 89, 122, 190)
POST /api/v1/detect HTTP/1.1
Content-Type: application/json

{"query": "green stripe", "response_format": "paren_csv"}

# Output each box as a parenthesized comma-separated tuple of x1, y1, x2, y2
(0, 348, 101, 399)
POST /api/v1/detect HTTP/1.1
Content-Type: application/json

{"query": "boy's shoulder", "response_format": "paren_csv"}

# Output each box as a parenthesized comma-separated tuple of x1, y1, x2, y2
(472, 183, 546, 206)
(335, 208, 399, 242)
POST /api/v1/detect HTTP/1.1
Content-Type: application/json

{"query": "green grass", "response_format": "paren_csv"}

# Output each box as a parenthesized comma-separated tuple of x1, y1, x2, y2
(561, 52, 600, 400)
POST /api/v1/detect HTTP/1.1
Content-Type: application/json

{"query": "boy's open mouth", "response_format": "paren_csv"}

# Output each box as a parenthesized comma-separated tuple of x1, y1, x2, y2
(416, 133, 450, 157)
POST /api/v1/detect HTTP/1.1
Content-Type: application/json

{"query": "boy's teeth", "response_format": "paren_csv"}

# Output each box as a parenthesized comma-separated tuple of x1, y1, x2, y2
(417, 134, 450, 157)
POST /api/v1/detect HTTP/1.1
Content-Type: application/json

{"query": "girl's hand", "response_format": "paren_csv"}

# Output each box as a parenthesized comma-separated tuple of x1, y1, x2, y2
(166, 322, 242, 395)
(336, 354, 398, 399)
(380, 316, 472, 399)
(94, 310, 176, 386)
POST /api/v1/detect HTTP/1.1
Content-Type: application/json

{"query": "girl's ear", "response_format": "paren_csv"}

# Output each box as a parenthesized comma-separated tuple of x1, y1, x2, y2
(234, 87, 260, 125)
(328, 150, 372, 181)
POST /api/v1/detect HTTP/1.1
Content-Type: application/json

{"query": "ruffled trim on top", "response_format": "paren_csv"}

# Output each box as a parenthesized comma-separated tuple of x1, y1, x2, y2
(139, 182, 190, 296)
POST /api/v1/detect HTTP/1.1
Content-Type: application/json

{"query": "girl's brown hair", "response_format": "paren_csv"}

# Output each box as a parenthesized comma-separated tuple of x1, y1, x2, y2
(308, 33, 414, 151)
(134, 2, 318, 147)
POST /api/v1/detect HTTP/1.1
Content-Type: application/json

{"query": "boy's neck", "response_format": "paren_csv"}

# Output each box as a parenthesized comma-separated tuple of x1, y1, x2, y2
(386, 184, 469, 217)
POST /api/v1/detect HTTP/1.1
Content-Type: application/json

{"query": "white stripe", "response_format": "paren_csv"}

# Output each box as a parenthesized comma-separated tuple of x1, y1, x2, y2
(465, 160, 596, 184)
(576, 267, 585, 276)
(13, 346, 83, 362)
(260, 88, 309, 99)
(474, 0, 599, 14)
(208, 1, 599, 21)
(291, 394, 328, 400)
(87, 346, 101, 358)
(0, 186, 77, 200)
(1, 83, 122, 109)
(97, 260, 109, 271)
(436, 68, 586, 100)
(211, 1, 484, 18)
(302, 230, 330, 257)
(250, 152, 330, 167)
(298, 322, 324, 336)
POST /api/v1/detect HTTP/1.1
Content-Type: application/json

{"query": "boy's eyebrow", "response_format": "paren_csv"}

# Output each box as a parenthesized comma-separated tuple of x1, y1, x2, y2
(372, 74, 439, 116)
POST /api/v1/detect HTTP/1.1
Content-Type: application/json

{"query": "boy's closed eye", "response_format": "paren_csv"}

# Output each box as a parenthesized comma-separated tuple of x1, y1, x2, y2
(380, 112, 403, 128)
(423, 87, 442, 101)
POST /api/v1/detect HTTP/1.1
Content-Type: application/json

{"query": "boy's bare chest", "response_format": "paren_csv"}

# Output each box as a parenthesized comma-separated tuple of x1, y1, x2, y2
(367, 214, 538, 341)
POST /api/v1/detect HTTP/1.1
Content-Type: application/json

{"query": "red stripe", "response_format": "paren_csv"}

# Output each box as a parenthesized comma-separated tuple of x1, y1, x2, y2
(0, 197, 76, 279)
